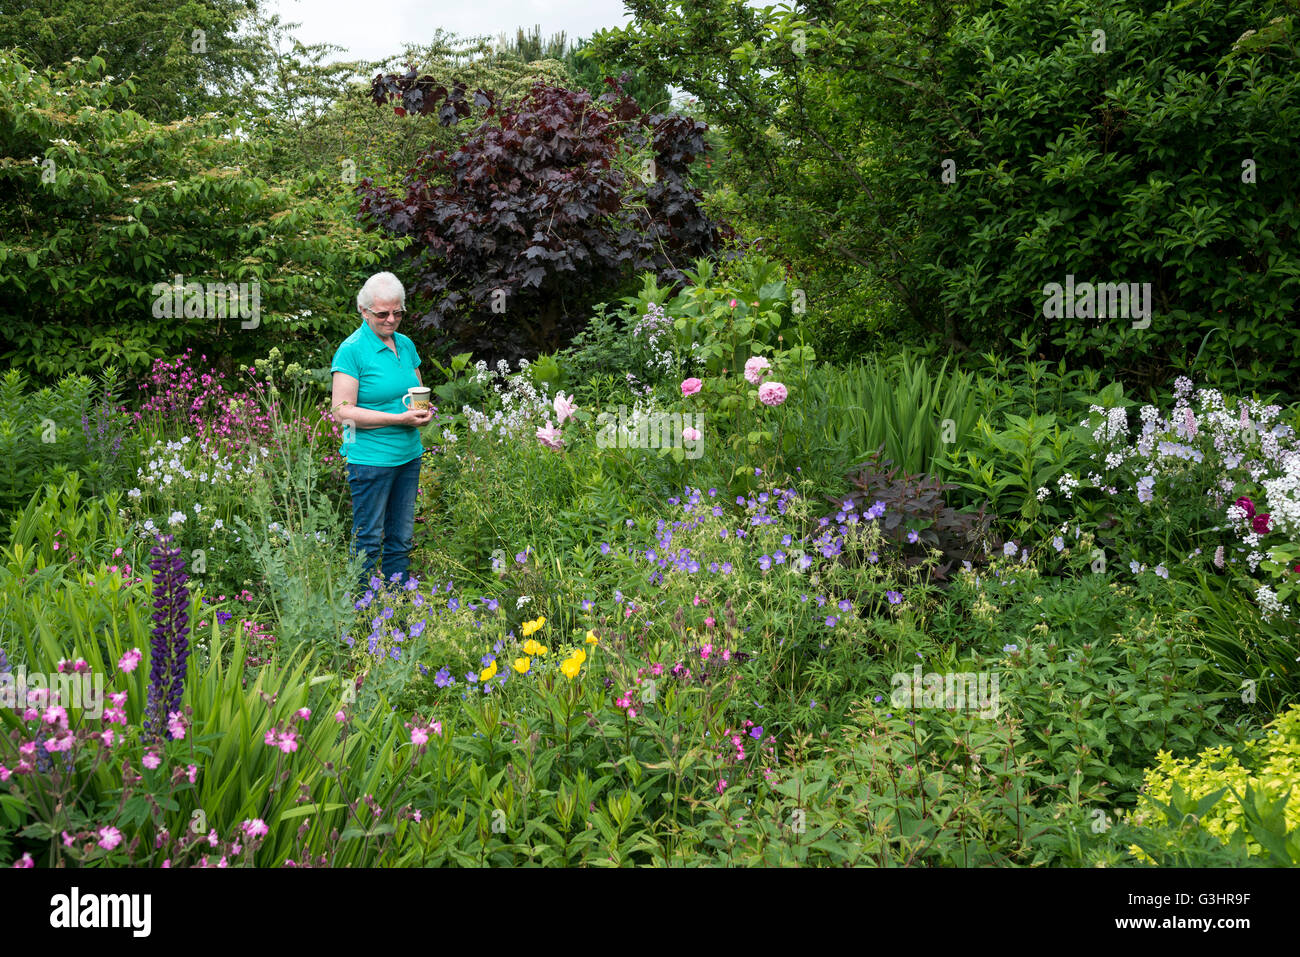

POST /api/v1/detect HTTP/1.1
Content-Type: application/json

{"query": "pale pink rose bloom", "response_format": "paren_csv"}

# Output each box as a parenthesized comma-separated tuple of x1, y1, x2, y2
(743, 357, 770, 385)
(681, 377, 702, 397)
(553, 392, 577, 425)
(536, 420, 564, 451)
(682, 427, 701, 441)
(757, 381, 788, 406)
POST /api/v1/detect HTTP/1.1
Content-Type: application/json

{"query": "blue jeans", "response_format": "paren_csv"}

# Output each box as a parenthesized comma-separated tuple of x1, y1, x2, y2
(346, 455, 422, 588)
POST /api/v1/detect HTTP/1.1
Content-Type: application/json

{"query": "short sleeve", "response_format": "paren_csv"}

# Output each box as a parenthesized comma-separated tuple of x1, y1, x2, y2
(331, 341, 361, 379)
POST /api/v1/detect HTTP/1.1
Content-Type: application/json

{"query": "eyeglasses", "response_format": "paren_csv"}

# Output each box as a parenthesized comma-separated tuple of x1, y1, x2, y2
(366, 308, 405, 320)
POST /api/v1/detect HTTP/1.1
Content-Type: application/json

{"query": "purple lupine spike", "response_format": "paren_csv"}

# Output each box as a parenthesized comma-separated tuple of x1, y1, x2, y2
(144, 534, 190, 742)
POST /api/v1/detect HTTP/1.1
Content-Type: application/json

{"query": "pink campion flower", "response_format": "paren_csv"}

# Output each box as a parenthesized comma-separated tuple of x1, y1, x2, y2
(264, 729, 278, 748)
(410, 726, 429, 747)
(167, 712, 187, 740)
(682, 427, 701, 441)
(62, 831, 76, 847)
(276, 730, 298, 754)
(295, 708, 311, 721)
(207, 829, 220, 847)
(681, 377, 703, 397)
(118, 648, 142, 673)
(15, 761, 34, 775)
(43, 733, 73, 753)
(0, 765, 10, 782)
(42, 706, 68, 728)
(97, 826, 123, 851)
(100, 729, 116, 747)
(13, 853, 34, 868)
(757, 381, 788, 406)
(187, 764, 198, 784)
(22, 707, 38, 722)
(334, 710, 346, 723)
(430, 721, 442, 736)
(103, 708, 127, 725)
(108, 691, 127, 707)
(704, 616, 715, 628)
(18, 742, 36, 759)
(536, 420, 564, 452)
(553, 391, 577, 425)
(241, 819, 269, 839)
(743, 356, 770, 385)
(142, 751, 162, 770)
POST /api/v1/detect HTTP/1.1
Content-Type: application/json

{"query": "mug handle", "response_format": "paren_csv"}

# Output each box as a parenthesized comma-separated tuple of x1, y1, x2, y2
(401, 393, 413, 409)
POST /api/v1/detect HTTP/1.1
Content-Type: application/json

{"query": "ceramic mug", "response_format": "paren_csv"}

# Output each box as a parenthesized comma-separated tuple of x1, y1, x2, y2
(402, 386, 432, 411)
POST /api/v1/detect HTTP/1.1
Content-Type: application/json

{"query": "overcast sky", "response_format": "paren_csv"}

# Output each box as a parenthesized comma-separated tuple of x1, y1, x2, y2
(264, 0, 636, 63)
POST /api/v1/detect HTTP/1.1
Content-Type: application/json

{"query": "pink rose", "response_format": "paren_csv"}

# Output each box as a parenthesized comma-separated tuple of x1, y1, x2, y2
(757, 381, 788, 407)
(553, 391, 577, 425)
(1252, 513, 1270, 535)
(743, 357, 770, 385)
(682, 427, 701, 441)
(681, 378, 702, 397)
(536, 420, 564, 451)
(1234, 496, 1256, 519)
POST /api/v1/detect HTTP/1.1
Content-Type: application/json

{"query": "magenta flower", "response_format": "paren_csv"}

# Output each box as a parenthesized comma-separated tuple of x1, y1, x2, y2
(681, 377, 702, 397)
(1235, 496, 1256, 519)
(142, 750, 162, 769)
(743, 356, 770, 385)
(118, 648, 143, 673)
(241, 818, 269, 839)
(97, 826, 123, 851)
(1252, 513, 1271, 535)
(757, 381, 788, 406)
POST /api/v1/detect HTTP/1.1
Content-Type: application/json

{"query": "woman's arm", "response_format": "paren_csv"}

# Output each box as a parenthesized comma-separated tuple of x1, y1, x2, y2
(332, 372, 428, 429)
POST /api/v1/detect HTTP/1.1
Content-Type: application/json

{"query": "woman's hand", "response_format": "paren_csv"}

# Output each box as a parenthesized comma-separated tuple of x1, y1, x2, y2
(395, 408, 434, 428)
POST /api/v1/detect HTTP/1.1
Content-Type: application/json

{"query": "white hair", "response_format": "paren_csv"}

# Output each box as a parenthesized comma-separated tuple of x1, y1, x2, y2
(357, 272, 406, 312)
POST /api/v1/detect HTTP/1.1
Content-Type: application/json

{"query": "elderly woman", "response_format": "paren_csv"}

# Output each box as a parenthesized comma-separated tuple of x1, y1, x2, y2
(331, 272, 432, 587)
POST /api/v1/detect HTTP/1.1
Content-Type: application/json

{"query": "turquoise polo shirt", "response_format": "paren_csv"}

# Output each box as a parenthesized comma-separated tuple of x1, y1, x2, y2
(331, 320, 424, 467)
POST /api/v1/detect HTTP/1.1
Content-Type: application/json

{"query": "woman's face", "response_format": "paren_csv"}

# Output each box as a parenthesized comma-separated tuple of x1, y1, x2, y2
(361, 295, 404, 340)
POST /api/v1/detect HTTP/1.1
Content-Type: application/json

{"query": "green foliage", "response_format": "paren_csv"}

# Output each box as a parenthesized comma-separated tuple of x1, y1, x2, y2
(0, 368, 135, 522)
(591, 0, 1300, 393)
(0, 50, 405, 383)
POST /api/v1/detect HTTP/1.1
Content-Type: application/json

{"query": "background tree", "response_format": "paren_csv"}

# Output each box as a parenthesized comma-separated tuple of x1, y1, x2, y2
(357, 72, 735, 363)
(589, 0, 1300, 395)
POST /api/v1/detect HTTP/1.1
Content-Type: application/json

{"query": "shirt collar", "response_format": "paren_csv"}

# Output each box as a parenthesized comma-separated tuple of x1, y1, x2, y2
(358, 319, 395, 353)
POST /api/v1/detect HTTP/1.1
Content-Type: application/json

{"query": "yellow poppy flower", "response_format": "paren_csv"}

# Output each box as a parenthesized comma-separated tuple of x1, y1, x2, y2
(560, 657, 581, 679)
(479, 660, 498, 682)
(523, 638, 547, 656)
(521, 620, 537, 638)
(585, 629, 598, 645)
(513, 656, 530, 674)
(570, 648, 586, 666)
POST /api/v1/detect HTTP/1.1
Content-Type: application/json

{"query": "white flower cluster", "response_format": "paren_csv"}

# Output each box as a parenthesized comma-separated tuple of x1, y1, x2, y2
(463, 359, 552, 443)
(1261, 453, 1300, 540)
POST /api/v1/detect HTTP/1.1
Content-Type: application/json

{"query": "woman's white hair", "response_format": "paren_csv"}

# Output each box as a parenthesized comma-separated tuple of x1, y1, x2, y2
(357, 272, 406, 312)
